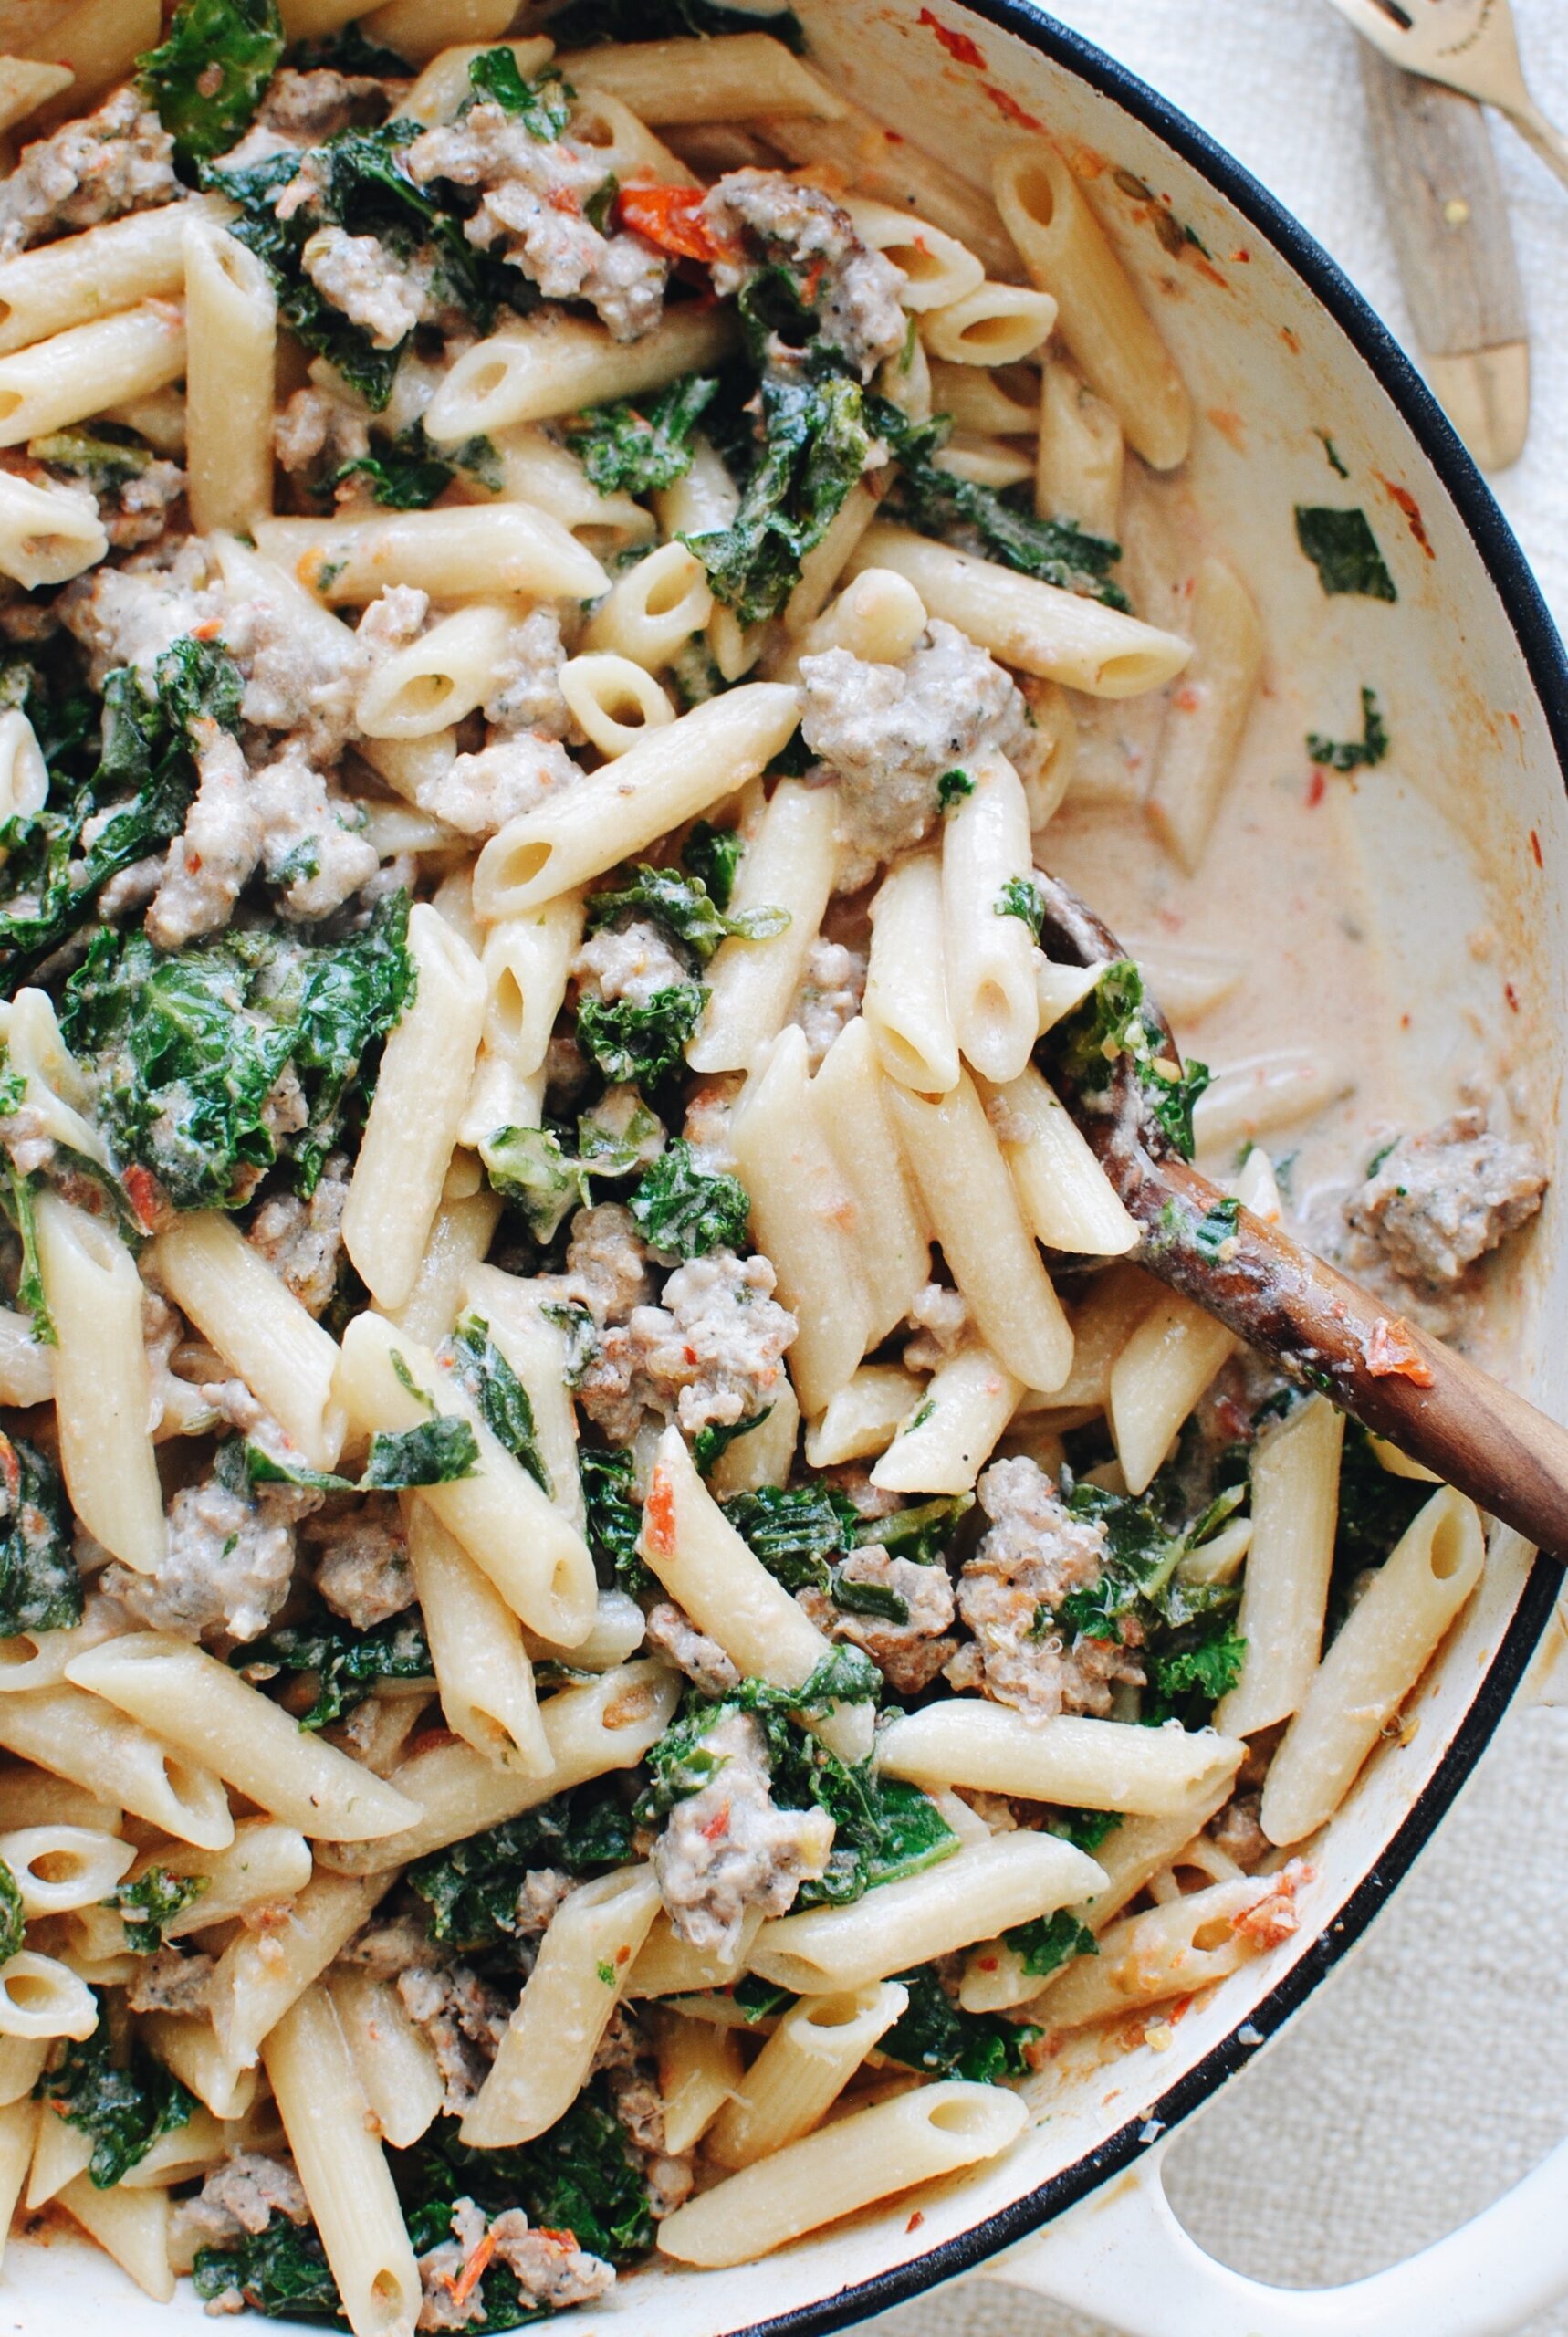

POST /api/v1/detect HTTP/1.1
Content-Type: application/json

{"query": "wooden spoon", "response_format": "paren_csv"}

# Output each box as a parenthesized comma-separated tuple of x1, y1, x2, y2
(1033, 872, 1568, 1555)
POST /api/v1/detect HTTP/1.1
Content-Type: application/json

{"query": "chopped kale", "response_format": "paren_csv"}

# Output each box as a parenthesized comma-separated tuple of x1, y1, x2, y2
(871, 396, 1130, 608)
(37, 2006, 195, 2186)
(692, 1408, 770, 1475)
(830, 1570, 908, 1623)
(111, 1867, 209, 1953)
(1333, 1421, 1431, 1596)
(577, 984, 707, 1085)
(628, 1140, 749, 1261)
(361, 1415, 479, 1488)
(2, 1169, 53, 1345)
(1044, 1806, 1122, 1856)
(721, 1483, 859, 1591)
(1294, 505, 1398, 602)
(0, 636, 246, 995)
(937, 767, 973, 811)
(239, 1609, 432, 1729)
(996, 875, 1046, 938)
(1004, 1908, 1097, 1980)
(0, 1431, 79, 1637)
(580, 1445, 647, 1594)
(409, 1785, 635, 1950)
(232, 1441, 353, 1494)
(1306, 686, 1389, 772)
(683, 370, 876, 624)
(542, 1298, 599, 1389)
(30, 424, 156, 493)
(881, 1966, 1040, 2083)
(730, 1972, 796, 2022)
(192, 2220, 343, 2321)
(333, 421, 500, 508)
(449, 1314, 550, 1493)
(568, 373, 721, 495)
(585, 863, 788, 964)
(1043, 956, 1209, 1161)
(401, 2088, 653, 2264)
(0, 1860, 22, 1964)
(467, 48, 573, 137)
(1189, 1194, 1241, 1259)
(854, 1492, 973, 1567)
(60, 891, 413, 1206)
(478, 1125, 588, 1242)
(547, 0, 805, 47)
(137, 0, 285, 170)
(682, 820, 744, 910)
(577, 1095, 664, 1178)
(1144, 1623, 1246, 1724)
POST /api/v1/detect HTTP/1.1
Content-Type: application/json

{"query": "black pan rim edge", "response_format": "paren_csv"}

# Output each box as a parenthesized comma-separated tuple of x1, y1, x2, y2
(700, 3, 1568, 2330)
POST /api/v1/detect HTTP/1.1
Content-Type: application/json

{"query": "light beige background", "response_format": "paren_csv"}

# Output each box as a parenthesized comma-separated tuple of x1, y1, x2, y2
(870, 2, 1568, 2332)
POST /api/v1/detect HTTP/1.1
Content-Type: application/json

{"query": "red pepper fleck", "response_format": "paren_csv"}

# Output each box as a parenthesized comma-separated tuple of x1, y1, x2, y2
(1505, 981, 1520, 1013)
(1365, 1315, 1434, 1385)
(451, 2232, 497, 2309)
(189, 616, 224, 640)
(1306, 770, 1326, 809)
(906, 2210, 925, 2233)
(1375, 472, 1435, 558)
(1280, 325, 1301, 353)
(122, 1164, 163, 1233)
(617, 184, 727, 264)
(701, 1800, 731, 1842)
(643, 1464, 676, 1559)
(918, 11, 987, 67)
(1531, 828, 1543, 868)
(1231, 247, 1250, 263)
(984, 84, 1045, 130)
(976, 1954, 998, 1972)
(535, 2230, 578, 2248)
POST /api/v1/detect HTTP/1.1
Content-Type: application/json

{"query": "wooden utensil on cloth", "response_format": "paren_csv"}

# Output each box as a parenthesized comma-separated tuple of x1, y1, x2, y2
(1033, 871, 1568, 1553)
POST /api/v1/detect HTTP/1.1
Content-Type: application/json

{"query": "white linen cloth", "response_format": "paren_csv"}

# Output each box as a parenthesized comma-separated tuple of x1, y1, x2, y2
(868, 4, 1568, 2332)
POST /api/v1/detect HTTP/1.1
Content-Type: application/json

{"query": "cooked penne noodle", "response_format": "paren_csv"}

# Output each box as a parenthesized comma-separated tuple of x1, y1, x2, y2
(1038, 1870, 1295, 2034)
(182, 213, 275, 534)
(626, 1908, 764, 2000)
(0, 2036, 47, 2108)
(812, 1017, 931, 1343)
(356, 603, 515, 740)
(559, 33, 843, 123)
(1262, 1490, 1486, 1846)
(208, 1870, 395, 2074)
(691, 779, 836, 1072)
(1147, 557, 1265, 874)
(406, 1500, 551, 1775)
(0, 1685, 231, 1850)
(382, 1188, 504, 1349)
(0, 1951, 97, 2039)
(766, 96, 1019, 278)
(654, 2011, 745, 2156)
(864, 850, 959, 1094)
(125, 1818, 314, 1940)
(870, 1340, 1020, 1496)
(360, 0, 519, 64)
(254, 507, 608, 606)
(0, 300, 185, 445)
(1190, 1050, 1351, 1155)
(707, 1381, 801, 1496)
(1035, 356, 1124, 539)
(35, 1190, 164, 1573)
(399, 37, 555, 120)
(0, 467, 104, 587)
(326, 1966, 445, 2150)
(939, 745, 1040, 1084)
(583, 539, 714, 667)
(805, 1364, 926, 1468)
(1108, 1288, 1239, 1494)
(0, 2095, 37, 2269)
(425, 307, 737, 442)
(1216, 1395, 1344, 1739)
(980, 1064, 1139, 1255)
(559, 652, 676, 756)
(0, 62, 72, 145)
(922, 280, 1058, 365)
(875, 1704, 1244, 1814)
(708, 1980, 910, 2168)
(0, 1824, 131, 1915)
(57, 2175, 173, 2303)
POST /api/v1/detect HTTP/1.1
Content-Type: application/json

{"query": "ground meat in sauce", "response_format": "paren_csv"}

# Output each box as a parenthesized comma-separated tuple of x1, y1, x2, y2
(416, 732, 581, 837)
(644, 1598, 741, 1695)
(949, 1456, 1145, 1719)
(303, 1495, 413, 1630)
(682, 1075, 743, 1176)
(789, 938, 866, 1070)
(0, 87, 179, 257)
(564, 1200, 658, 1322)
(417, 2196, 614, 2330)
(571, 919, 692, 1010)
(123, 1946, 215, 2017)
(102, 1471, 315, 1644)
(274, 384, 372, 480)
(653, 1709, 833, 1954)
(484, 608, 570, 739)
(798, 1549, 956, 1694)
(145, 726, 259, 950)
(247, 1155, 350, 1316)
(699, 169, 908, 381)
(1344, 1109, 1548, 1285)
(902, 1280, 970, 1374)
(250, 748, 380, 919)
(91, 456, 186, 551)
(257, 68, 394, 145)
(403, 105, 668, 341)
(302, 225, 444, 348)
(169, 2151, 309, 2259)
(1207, 1790, 1269, 1871)
(396, 1960, 509, 2116)
(800, 622, 1036, 885)
(578, 1249, 797, 1446)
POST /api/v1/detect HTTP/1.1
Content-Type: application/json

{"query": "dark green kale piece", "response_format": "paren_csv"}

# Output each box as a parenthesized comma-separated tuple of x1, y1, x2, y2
(467, 48, 573, 136)
(1294, 505, 1398, 601)
(721, 1483, 859, 1590)
(580, 1445, 647, 1594)
(568, 372, 720, 495)
(333, 422, 500, 508)
(881, 1966, 1040, 2083)
(576, 985, 707, 1085)
(137, 0, 285, 169)
(937, 768, 973, 811)
(683, 371, 876, 624)
(691, 1409, 770, 1474)
(0, 1860, 22, 1964)
(361, 1416, 479, 1487)
(585, 863, 788, 963)
(996, 875, 1046, 938)
(1003, 1909, 1097, 1980)
(628, 1140, 749, 1261)
(408, 1784, 635, 1950)
(399, 2090, 653, 2264)
(478, 1126, 589, 1242)
(853, 1493, 973, 1567)
(1043, 957, 1210, 1161)
(0, 1431, 79, 1637)
(239, 1609, 432, 1729)
(192, 2221, 344, 2321)
(1306, 686, 1389, 772)
(682, 821, 743, 910)
(110, 1867, 210, 1953)
(450, 1313, 550, 1493)
(37, 2006, 195, 2185)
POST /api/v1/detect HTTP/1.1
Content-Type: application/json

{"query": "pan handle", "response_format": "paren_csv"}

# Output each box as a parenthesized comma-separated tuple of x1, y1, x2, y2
(981, 2127, 1568, 2336)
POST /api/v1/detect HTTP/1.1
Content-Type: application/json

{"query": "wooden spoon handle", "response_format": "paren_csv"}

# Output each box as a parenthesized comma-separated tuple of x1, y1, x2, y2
(1130, 1151, 1568, 1555)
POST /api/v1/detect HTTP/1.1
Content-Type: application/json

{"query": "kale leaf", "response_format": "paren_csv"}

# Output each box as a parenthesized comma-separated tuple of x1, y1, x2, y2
(585, 863, 788, 963)
(0, 636, 246, 996)
(449, 1313, 549, 1493)
(137, 0, 285, 170)
(721, 1483, 859, 1590)
(0, 1860, 22, 1964)
(402, 2090, 653, 2263)
(580, 1445, 647, 1594)
(576, 1094, 664, 1178)
(996, 875, 1046, 939)
(409, 1784, 636, 1950)
(0, 1431, 80, 1637)
(1306, 686, 1389, 772)
(872, 398, 1131, 609)
(543, 1299, 600, 1389)
(1327, 1423, 1432, 1640)
(1144, 1623, 1246, 1722)
(546, 0, 806, 47)
(683, 371, 876, 624)
(568, 372, 720, 495)
(628, 1139, 749, 1261)
(937, 768, 974, 811)
(854, 1493, 973, 1567)
(1294, 505, 1398, 602)
(682, 821, 743, 910)
(333, 421, 500, 508)
(1045, 1806, 1123, 1855)
(361, 1416, 478, 1488)
(1043, 956, 1209, 1160)
(881, 1966, 1040, 2083)
(111, 1866, 210, 1953)
(467, 48, 573, 137)
(691, 1408, 769, 1474)
(31, 424, 159, 494)
(576, 984, 707, 1085)
(192, 2221, 343, 2321)
(239, 1609, 432, 1729)
(37, 2007, 195, 2185)
(60, 891, 413, 1206)
(1003, 1909, 1097, 1980)
(478, 1125, 589, 1242)
(0, 1168, 51, 1343)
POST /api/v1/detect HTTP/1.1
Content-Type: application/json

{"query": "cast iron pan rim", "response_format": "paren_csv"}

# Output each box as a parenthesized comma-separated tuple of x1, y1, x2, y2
(714, 4, 1568, 2329)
